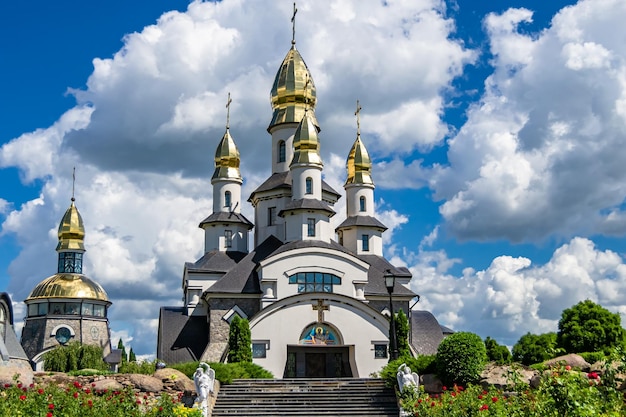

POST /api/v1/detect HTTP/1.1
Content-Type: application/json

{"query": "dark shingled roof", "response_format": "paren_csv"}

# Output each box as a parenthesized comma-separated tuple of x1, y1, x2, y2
(248, 171, 341, 201)
(185, 251, 248, 273)
(410, 310, 447, 355)
(0, 293, 28, 361)
(358, 254, 414, 297)
(267, 238, 355, 258)
(279, 199, 336, 217)
(157, 307, 209, 365)
(205, 235, 284, 294)
(336, 215, 387, 231)
(198, 212, 253, 229)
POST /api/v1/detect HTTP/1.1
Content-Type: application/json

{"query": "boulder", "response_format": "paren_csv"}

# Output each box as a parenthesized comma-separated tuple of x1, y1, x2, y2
(154, 368, 195, 392)
(480, 363, 537, 389)
(92, 378, 123, 392)
(129, 373, 164, 393)
(544, 354, 591, 371)
(0, 366, 33, 386)
(420, 373, 443, 393)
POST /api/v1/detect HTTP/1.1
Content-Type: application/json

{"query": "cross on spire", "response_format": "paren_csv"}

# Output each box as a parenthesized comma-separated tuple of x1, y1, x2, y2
(312, 299, 329, 322)
(355, 100, 362, 136)
(225, 92, 232, 129)
(291, 2, 298, 46)
(71, 167, 76, 202)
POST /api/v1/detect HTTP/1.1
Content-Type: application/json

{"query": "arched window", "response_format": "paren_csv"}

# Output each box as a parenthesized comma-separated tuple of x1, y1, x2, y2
(224, 191, 232, 208)
(278, 141, 286, 163)
(359, 196, 366, 212)
(289, 272, 341, 293)
(305, 177, 313, 194)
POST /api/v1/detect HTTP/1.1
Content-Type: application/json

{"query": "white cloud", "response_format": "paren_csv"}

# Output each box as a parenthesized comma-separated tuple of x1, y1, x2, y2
(431, 0, 626, 242)
(410, 237, 626, 346)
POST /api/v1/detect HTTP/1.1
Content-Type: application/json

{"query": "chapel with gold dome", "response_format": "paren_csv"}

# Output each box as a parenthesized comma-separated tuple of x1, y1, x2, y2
(158, 6, 447, 378)
(21, 196, 113, 370)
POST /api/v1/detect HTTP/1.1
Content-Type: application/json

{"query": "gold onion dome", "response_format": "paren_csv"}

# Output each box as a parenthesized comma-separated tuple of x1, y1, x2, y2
(56, 200, 85, 251)
(26, 273, 109, 302)
(346, 135, 374, 186)
(212, 128, 242, 181)
(269, 45, 319, 130)
(291, 110, 323, 167)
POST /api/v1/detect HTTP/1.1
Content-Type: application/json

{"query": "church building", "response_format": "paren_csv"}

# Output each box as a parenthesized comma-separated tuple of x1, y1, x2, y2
(21, 196, 114, 370)
(158, 21, 445, 378)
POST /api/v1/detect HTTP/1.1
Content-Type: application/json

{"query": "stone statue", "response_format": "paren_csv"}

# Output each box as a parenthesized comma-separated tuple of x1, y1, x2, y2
(397, 363, 419, 393)
(193, 362, 215, 417)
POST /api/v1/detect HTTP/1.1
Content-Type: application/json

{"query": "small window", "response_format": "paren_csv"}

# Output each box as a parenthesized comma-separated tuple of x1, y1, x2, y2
(252, 342, 269, 358)
(288, 272, 341, 293)
(278, 141, 286, 163)
(39, 303, 48, 316)
(50, 303, 64, 315)
(93, 305, 106, 317)
(268, 207, 277, 226)
(225, 191, 232, 208)
(305, 177, 313, 194)
(307, 218, 315, 237)
(374, 344, 388, 358)
(28, 304, 38, 317)
(359, 196, 366, 212)
(82, 303, 94, 316)
(225, 230, 233, 248)
(362, 234, 369, 251)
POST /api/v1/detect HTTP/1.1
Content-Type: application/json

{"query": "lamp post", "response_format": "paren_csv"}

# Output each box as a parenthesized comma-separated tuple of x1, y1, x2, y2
(384, 270, 398, 361)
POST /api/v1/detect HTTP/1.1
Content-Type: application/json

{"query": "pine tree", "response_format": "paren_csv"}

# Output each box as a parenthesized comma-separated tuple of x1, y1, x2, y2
(228, 315, 252, 363)
(129, 347, 136, 362)
(117, 338, 127, 363)
(395, 310, 410, 358)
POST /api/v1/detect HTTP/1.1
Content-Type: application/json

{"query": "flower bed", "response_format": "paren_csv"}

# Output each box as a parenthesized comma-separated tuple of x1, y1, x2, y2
(400, 364, 626, 416)
(0, 380, 202, 416)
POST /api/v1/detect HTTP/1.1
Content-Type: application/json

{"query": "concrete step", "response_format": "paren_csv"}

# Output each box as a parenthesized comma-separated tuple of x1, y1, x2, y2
(212, 378, 399, 417)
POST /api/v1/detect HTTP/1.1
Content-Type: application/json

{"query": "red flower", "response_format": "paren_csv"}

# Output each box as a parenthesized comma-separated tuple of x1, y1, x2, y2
(19, 395, 26, 401)
(17, 383, 22, 388)
(588, 372, 599, 380)
(159, 407, 163, 412)
(442, 386, 447, 391)
(73, 391, 79, 398)
(565, 365, 572, 371)
(47, 413, 53, 417)
(478, 395, 483, 399)
(136, 399, 142, 404)
(38, 388, 44, 394)
(48, 403, 55, 409)
(492, 396, 498, 403)
(84, 388, 91, 394)
(430, 401, 436, 407)
(73, 381, 82, 389)
(480, 404, 489, 411)
(88, 399, 93, 407)
(451, 392, 457, 397)
(3, 384, 9, 388)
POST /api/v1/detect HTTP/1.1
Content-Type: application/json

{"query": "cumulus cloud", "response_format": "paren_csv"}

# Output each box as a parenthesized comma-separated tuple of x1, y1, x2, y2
(431, 0, 626, 242)
(409, 236, 626, 346)
(0, 0, 472, 356)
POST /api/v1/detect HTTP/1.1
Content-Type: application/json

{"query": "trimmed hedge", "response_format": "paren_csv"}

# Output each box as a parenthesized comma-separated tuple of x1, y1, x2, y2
(436, 332, 487, 386)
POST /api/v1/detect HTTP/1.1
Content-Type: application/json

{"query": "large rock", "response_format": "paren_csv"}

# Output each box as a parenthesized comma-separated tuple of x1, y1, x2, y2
(154, 368, 195, 392)
(480, 363, 537, 389)
(129, 373, 164, 393)
(92, 378, 123, 391)
(544, 354, 591, 371)
(0, 366, 33, 386)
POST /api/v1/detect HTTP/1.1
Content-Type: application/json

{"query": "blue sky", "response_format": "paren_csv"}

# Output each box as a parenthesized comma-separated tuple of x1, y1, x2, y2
(4, 0, 626, 359)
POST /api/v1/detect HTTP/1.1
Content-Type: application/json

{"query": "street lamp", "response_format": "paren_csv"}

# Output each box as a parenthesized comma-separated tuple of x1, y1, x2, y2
(384, 270, 398, 361)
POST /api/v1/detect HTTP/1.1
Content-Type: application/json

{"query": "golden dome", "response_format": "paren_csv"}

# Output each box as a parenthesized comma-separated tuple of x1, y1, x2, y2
(56, 200, 85, 251)
(269, 46, 319, 131)
(291, 110, 323, 167)
(212, 128, 242, 182)
(26, 273, 109, 302)
(345, 135, 374, 186)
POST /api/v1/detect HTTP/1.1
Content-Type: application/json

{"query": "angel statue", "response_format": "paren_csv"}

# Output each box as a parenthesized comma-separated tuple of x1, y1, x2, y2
(397, 363, 419, 393)
(193, 362, 215, 417)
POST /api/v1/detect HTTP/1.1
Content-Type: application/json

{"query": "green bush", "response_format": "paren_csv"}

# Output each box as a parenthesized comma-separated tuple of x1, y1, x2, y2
(512, 332, 560, 365)
(170, 361, 273, 384)
(43, 342, 107, 372)
(485, 336, 512, 364)
(119, 359, 157, 374)
(436, 332, 487, 386)
(579, 351, 606, 364)
(378, 356, 422, 388)
(227, 316, 252, 363)
(395, 310, 411, 358)
(414, 354, 437, 374)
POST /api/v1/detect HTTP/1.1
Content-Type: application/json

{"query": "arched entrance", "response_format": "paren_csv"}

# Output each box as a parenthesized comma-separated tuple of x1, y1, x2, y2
(283, 322, 354, 378)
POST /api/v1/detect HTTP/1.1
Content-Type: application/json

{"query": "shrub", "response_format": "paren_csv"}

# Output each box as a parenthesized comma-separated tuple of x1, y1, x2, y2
(512, 332, 560, 365)
(436, 332, 486, 386)
(395, 310, 411, 358)
(227, 316, 252, 363)
(43, 342, 107, 372)
(485, 336, 512, 364)
(579, 351, 606, 364)
(379, 357, 421, 388)
(119, 359, 157, 374)
(170, 361, 273, 384)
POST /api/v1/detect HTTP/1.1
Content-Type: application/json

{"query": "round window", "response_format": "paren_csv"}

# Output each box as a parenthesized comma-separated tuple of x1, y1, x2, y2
(55, 327, 72, 344)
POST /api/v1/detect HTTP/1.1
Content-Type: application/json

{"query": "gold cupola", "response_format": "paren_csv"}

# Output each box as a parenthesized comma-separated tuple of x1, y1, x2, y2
(26, 274, 109, 302)
(345, 134, 374, 186)
(212, 128, 242, 182)
(56, 199, 85, 252)
(291, 110, 323, 167)
(268, 45, 319, 132)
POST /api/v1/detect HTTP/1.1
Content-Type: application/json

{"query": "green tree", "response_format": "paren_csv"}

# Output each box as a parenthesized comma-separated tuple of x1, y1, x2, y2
(228, 315, 252, 363)
(485, 336, 512, 364)
(117, 338, 127, 363)
(436, 332, 487, 386)
(395, 310, 410, 358)
(557, 299, 625, 354)
(512, 332, 558, 365)
(129, 347, 137, 362)
(43, 342, 106, 372)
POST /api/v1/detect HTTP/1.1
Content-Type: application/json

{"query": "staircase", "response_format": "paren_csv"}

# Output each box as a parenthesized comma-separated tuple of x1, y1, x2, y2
(211, 378, 399, 417)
